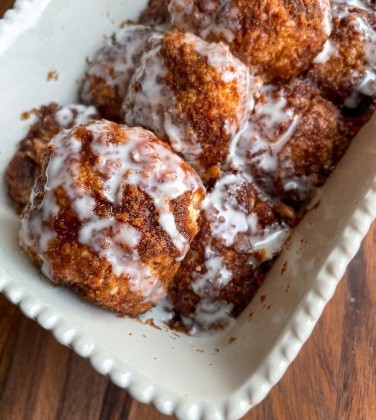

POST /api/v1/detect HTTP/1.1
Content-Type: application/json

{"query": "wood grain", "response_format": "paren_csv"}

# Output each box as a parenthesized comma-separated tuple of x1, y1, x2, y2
(1, 2, 375, 419)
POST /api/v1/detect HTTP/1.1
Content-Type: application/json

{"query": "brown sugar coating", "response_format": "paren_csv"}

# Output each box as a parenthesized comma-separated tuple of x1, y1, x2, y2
(168, 0, 331, 82)
(138, 0, 170, 25)
(227, 79, 347, 208)
(124, 30, 260, 184)
(80, 24, 160, 121)
(20, 121, 205, 315)
(168, 173, 290, 331)
(5, 103, 99, 212)
(308, 3, 376, 107)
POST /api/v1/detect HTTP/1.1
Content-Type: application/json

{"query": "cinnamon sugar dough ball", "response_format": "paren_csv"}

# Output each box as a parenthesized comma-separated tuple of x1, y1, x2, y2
(168, 0, 332, 82)
(308, 2, 376, 107)
(168, 173, 290, 332)
(5, 103, 99, 212)
(20, 120, 205, 315)
(80, 24, 160, 121)
(123, 30, 261, 183)
(227, 80, 346, 208)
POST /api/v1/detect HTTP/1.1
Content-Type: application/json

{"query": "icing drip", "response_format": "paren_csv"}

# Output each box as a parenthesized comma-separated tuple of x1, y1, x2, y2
(226, 84, 324, 204)
(124, 31, 259, 173)
(313, 1, 376, 106)
(346, 13, 376, 106)
(54, 104, 98, 128)
(20, 122, 204, 302)
(313, 39, 339, 64)
(176, 173, 290, 332)
(203, 173, 290, 256)
(81, 25, 160, 102)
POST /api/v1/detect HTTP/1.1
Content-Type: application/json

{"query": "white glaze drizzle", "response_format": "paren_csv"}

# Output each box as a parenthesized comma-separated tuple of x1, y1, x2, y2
(323, 0, 333, 36)
(200, 0, 241, 43)
(346, 13, 376, 105)
(184, 298, 235, 335)
(175, 172, 290, 333)
(20, 122, 203, 302)
(313, 39, 338, 64)
(81, 25, 159, 103)
(168, 0, 233, 40)
(314, 1, 376, 106)
(124, 34, 169, 138)
(226, 84, 323, 203)
(87, 122, 202, 256)
(203, 173, 290, 255)
(228, 86, 300, 173)
(54, 104, 98, 128)
(202, 174, 252, 248)
(181, 243, 236, 333)
(331, 0, 374, 13)
(125, 31, 259, 173)
(192, 245, 233, 294)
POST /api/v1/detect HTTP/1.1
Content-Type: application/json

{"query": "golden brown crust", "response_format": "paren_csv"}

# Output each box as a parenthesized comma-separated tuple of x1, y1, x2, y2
(168, 175, 287, 328)
(124, 30, 258, 184)
(169, 0, 330, 81)
(81, 25, 158, 121)
(274, 81, 346, 188)
(308, 7, 376, 104)
(161, 31, 248, 174)
(20, 121, 205, 315)
(228, 79, 347, 208)
(5, 103, 98, 212)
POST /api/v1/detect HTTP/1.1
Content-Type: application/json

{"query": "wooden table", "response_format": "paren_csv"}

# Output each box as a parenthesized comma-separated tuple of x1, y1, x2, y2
(1, 3, 375, 419)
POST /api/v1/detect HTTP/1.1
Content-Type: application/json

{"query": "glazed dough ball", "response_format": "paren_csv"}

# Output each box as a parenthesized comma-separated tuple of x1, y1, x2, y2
(124, 30, 261, 183)
(168, 0, 331, 82)
(20, 120, 205, 315)
(80, 24, 160, 121)
(168, 173, 290, 332)
(309, 1, 376, 107)
(5, 103, 99, 212)
(227, 80, 346, 208)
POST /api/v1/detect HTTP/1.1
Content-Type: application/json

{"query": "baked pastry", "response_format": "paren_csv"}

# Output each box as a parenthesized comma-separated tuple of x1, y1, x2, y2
(168, 173, 290, 331)
(80, 24, 160, 120)
(124, 30, 261, 183)
(309, 1, 376, 107)
(7, 1, 375, 331)
(168, 0, 331, 81)
(20, 120, 205, 315)
(5, 103, 99, 212)
(227, 80, 346, 208)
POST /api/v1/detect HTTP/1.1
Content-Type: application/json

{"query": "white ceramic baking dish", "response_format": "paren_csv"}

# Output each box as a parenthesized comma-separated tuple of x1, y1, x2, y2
(0, 1, 375, 419)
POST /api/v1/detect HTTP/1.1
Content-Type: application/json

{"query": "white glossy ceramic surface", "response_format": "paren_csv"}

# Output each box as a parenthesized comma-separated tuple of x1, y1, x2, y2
(0, 1, 375, 419)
